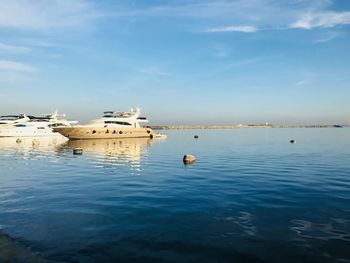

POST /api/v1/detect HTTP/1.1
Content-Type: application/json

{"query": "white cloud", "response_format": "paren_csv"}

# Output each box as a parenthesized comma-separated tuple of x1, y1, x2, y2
(314, 32, 340, 43)
(0, 71, 32, 83)
(0, 42, 31, 53)
(138, 68, 172, 77)
(115, 0, 350, 32)
(290, 11, 350, 29)
(0, 0, 101, 30)
(207, 25, 257, 33)
(1, 0, 348, 33)
(0, 60, 37, 72)
(295, 80, 308, 86)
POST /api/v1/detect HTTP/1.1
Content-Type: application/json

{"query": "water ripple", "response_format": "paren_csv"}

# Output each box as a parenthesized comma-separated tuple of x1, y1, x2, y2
(0, 129, 350, 262)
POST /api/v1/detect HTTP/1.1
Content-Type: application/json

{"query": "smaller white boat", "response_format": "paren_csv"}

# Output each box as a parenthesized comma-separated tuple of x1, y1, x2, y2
(0, 111, 76, 137)
(0, 123, 63, 137)
(0, 114, 29, 125)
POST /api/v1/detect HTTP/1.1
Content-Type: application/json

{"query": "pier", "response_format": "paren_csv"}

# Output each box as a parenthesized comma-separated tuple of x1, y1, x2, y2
(149, 125, 344, 130)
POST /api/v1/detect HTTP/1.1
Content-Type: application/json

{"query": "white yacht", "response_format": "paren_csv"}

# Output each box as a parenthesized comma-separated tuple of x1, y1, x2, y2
(27, 111, 77, 128)
(54, 108, 154, 139)
(0, 114, 30, 125)
(0, 111, 77, 137)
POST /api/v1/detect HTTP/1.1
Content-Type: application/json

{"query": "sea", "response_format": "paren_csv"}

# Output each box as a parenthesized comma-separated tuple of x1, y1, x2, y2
(0, 128, 349, 262)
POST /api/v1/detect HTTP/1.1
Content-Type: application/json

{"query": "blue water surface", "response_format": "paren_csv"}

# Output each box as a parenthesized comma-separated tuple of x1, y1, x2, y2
(0, 128, 349, 262)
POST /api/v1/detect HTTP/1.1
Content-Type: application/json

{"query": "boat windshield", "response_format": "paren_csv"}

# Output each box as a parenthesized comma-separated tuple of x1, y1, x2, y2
(102, 111, 136, 118)
(0, 115, 21, 120)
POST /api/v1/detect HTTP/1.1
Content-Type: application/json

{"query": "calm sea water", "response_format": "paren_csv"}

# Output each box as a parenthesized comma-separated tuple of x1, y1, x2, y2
(0, 129, 349, 263)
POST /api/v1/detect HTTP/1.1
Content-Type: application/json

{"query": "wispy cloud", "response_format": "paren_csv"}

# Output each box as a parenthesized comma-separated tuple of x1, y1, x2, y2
(138, 68, 172, 77)
(112, 0, 350, 32)
(314, 31, 340, 43)
(0, 0, 102, 30)
(206, 25, 257, 33)
(295, 80, 309, 86)
(0, 42, 31, 53)
(290, 11, 350, 29)
(0, 71, 33, 83)
(209, 56, 266, 77)
(0, 60, 38, 72)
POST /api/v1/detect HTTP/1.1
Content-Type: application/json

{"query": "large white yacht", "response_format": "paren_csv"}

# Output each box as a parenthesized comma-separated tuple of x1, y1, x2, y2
(0, 114, 30, 125)
(0, 111, 77, 137)
(54, 108, 154, 139)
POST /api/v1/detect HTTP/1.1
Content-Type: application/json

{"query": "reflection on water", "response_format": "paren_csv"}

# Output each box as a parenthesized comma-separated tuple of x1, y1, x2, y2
(66, 138, 154, 168)
(0, 136, 68, 153)
(67, 138, 152, 159)
(0, 137, 157, 167)
(0, 129, 349, 262)
(291, 219, 350, 242)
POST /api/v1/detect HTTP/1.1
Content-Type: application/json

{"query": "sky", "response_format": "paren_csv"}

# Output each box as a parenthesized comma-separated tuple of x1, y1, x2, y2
(0, 0, 349, 125)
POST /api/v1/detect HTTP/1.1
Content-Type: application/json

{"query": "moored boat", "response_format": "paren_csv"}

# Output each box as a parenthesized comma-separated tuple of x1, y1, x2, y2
(0, 114, 29, 125)
(0, 111, 76, 137)
(53, 108, 154, 139)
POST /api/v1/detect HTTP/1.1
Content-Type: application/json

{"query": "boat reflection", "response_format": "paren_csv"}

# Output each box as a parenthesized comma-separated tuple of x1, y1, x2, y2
(66, 138, 153, 167)
(0, 136, 68, 153)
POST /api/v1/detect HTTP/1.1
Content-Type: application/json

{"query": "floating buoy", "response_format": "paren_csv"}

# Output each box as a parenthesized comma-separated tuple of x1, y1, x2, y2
(154, 133, 167, 138)
(194, 135, 199, 139)
(183, 154, 196, 165)
(16, 138, 22, 143)
(290, 140, 296, 144)
(73, 148, 83, 155)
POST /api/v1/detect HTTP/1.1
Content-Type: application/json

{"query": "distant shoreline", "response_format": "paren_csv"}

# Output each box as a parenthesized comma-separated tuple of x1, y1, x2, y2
(149, 125, 346, 130)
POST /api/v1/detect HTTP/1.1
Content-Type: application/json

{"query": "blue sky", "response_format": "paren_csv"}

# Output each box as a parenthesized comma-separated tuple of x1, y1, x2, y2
(0, 0, 349, 125)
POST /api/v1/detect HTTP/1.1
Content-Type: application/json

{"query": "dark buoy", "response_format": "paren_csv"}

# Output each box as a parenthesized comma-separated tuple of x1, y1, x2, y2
(290, 140, 296, 144)
(183, 154, 196, 165)
(194, 135, 199, 139)
(73, 148, 83, 155)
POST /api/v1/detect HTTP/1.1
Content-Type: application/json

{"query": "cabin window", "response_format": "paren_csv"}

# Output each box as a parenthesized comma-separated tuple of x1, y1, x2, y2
(119, 131, 123, 134)
(106, 130, 109, 134)
(112, 130, 116, 134)
(104, 121, 132, 126)
(48, 123, 67, 128)
(92, 130, 96, 134)
(147, 130, 151, 134)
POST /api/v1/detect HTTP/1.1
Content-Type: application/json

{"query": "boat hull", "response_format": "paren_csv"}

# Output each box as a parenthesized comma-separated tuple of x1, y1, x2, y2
(0, 129, 65, 137)
(53, 127, 154, 139)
